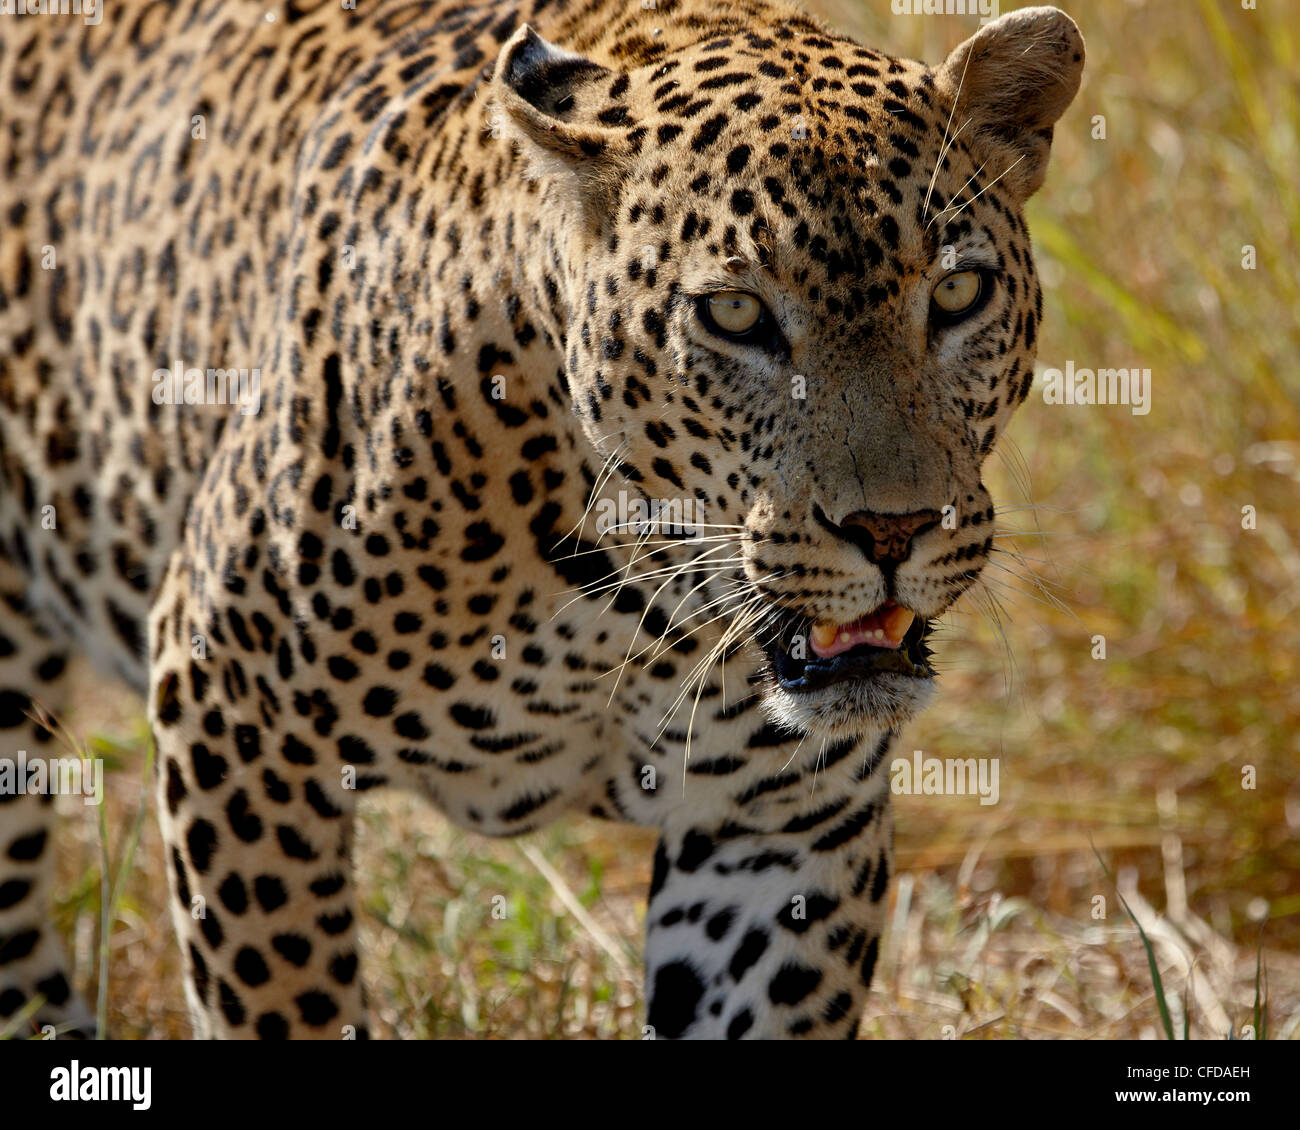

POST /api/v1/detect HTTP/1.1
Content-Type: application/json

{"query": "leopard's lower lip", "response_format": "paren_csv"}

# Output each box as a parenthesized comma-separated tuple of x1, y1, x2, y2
(764, 612, 935, 692)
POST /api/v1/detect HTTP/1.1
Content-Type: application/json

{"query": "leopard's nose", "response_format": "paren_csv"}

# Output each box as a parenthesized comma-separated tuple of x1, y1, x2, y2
(831, 508, 942, 565)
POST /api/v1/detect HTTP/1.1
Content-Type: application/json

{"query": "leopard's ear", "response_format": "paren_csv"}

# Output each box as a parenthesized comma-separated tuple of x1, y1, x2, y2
(935, 6, 1084, 200)
(490, 25, 630, 213)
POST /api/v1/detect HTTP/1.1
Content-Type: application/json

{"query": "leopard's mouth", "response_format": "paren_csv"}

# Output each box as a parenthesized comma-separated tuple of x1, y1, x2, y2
(762, 600, 935, 692)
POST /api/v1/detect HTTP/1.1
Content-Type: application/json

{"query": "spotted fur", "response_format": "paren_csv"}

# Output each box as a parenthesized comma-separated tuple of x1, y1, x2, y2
(0, 0, 1082, 1038)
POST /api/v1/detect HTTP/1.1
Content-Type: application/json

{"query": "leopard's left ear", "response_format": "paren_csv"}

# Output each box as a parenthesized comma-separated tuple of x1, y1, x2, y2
(490, 25, 631, 214)
(935, 6, 1085, 200)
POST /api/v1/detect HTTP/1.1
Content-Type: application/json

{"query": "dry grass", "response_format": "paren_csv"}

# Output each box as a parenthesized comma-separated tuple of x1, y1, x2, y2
(43, 0, 1300, 1039)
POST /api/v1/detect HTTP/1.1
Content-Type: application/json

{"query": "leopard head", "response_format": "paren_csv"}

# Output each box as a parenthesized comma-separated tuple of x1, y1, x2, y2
(492, 6, 1084, 738)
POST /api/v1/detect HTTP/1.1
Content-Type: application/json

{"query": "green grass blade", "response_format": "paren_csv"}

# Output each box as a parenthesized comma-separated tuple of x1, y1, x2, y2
(1253, 928, 1268, 1041)
(93, 736, 156, 1040)
(1092, 843, 1176, 1040)
(95, 779, 111, 1040)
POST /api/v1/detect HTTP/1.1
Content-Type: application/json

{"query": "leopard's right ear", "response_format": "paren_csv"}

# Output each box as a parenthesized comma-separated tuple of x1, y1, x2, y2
(935, 7, 1085, 200)
(490, 25, 632, 211)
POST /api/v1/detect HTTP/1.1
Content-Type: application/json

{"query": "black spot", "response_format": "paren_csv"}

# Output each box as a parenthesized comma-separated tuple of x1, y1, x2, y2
(190, 743, 228, 790)
(394, 712, 428, 740)
(261, 769, 291, 804)
(254, 875, 288, 912)
(330, 952, 359, 984)
(156, 677, 182, 726)
(776, 892, 840, 933)
(423, 663, 455, 690)
(726, 1008, 753, 1039)
(186, 818, 218, 873)
(165, 758, 188, 816)
(860, 936, 879, 986)
(363, 687, 397, 716)
(0, 927, 38, 963)
(338, 734, 375, 764)
(282, 734, 317, 765)
(675, 830, 714, 872)
(6, 830, 47, 861)
(272, 933, 312, 967)
(171, 847, 192, 908)
(728, 929, 769, 982)
(450, 702, 494, 729)
(202, 709, 226, 737)
(823, 991, 854, 1024)
(200, 908, 224, 949)
(746, 721, 797, 748)
(309, 873, 346, 898)
(235, 946, 271, 986)
(256, 1011, 289, 1039)
(649, 840, 670, 898)
(690, 113, 727, 152)
(647, 960, 705, 1039)
(328, 655, 359, 680)
(316, 908, 353, 936)
(811, 802, 877, 852)
(768, 962, 822, 1006)
(322, 353, 343, 457)
(0, 879, 32, 910)
(0, 690, 28, 729)
(870, 851, 890, 902)
(189, 944, 210, 1004)
(218, 872, 249, 915)
(295, 990, 339, 1026)
(320, 133, 352, 170)
(226, 789, 264, 843)
(35, 971, 71, 1007)
(276, 825, 318, 861)
(233, 724, 262, 763)
(705, 908, 735, 941)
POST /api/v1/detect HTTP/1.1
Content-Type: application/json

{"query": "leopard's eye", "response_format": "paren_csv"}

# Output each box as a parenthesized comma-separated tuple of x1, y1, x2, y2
(704, 291, 763, 335)
(694, 291, 789, 357)
(931, 270, 984, 317)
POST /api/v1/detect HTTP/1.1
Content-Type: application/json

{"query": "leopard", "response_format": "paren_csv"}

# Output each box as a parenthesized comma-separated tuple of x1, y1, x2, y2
(0, 0, 1083, 1039)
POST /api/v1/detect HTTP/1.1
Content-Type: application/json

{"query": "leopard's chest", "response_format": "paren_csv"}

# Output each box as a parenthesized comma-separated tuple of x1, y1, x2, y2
(293, 514, 767, 834)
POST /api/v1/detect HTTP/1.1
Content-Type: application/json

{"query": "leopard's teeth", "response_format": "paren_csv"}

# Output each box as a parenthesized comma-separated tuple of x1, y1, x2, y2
(883, 606, 916, 641)
(810, 621, 838, 651)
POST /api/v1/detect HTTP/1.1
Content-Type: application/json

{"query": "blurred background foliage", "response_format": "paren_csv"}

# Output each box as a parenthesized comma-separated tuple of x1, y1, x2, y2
(52, 0, 1298, 1038)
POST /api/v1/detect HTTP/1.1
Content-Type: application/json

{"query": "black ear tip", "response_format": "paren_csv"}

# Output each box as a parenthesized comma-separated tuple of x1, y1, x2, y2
(497, 24, 558, 92)
(511, 26, 544, 64)
(497, 27, 609, 111)
(498, 24, 538, 84)
(489, 25, 625, 192)
(500, 25, 560, 87)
